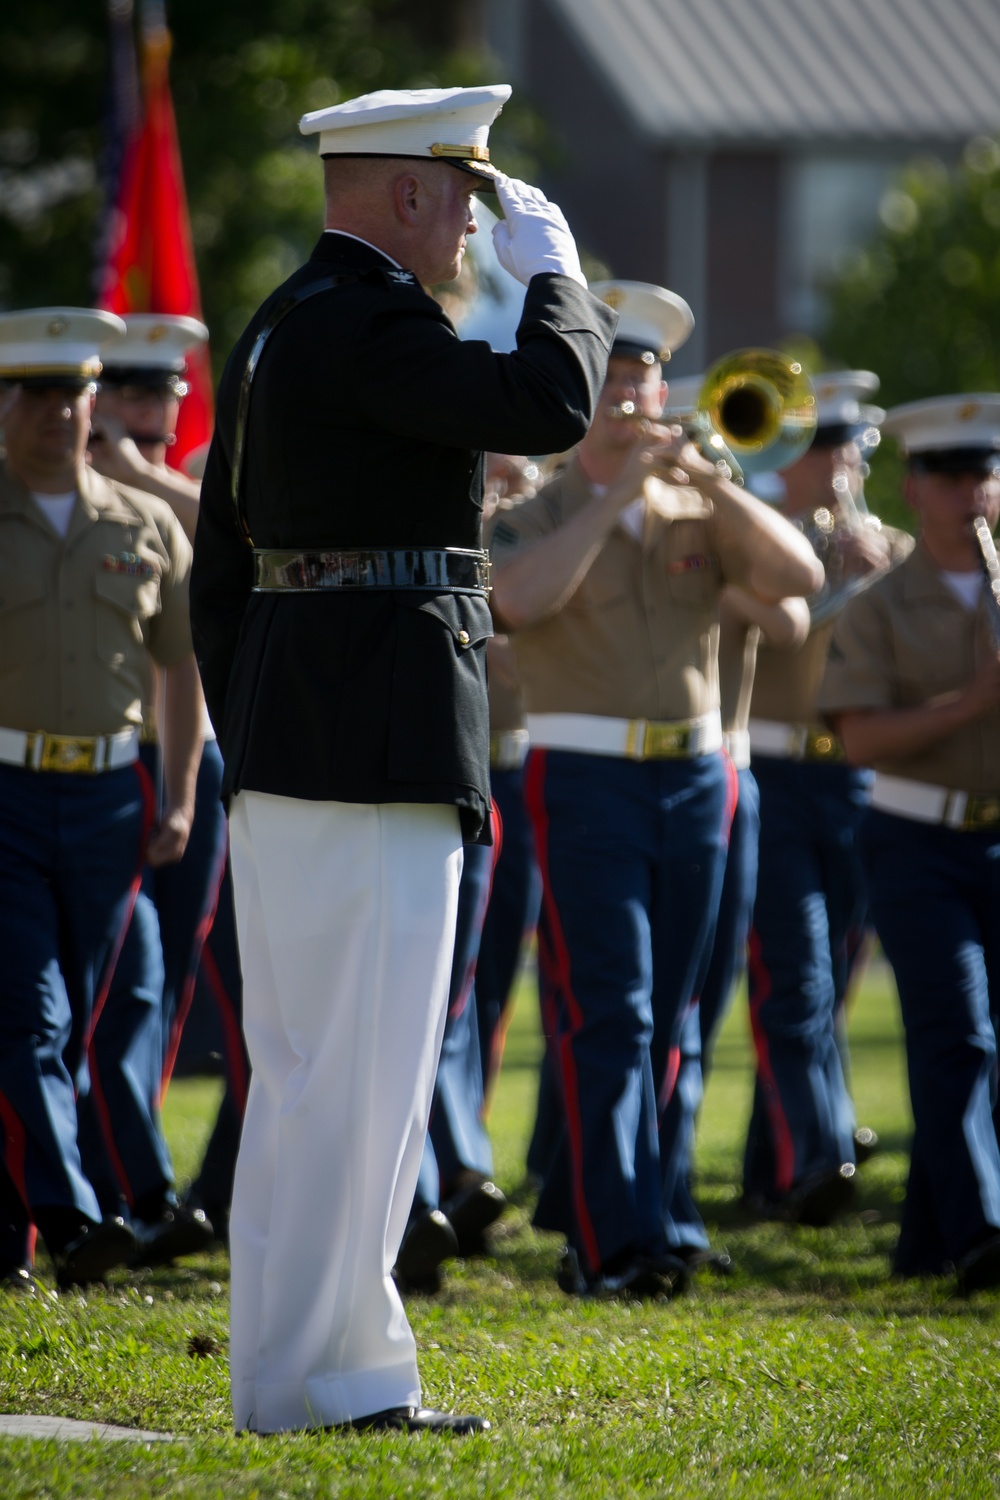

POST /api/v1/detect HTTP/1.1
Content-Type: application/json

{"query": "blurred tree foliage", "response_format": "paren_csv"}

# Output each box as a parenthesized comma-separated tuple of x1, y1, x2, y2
(823, 135, 1000, 529)
(0, 1, 546, 365)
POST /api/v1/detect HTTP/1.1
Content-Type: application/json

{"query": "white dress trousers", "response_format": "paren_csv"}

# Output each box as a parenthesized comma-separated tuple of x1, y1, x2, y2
(227, 791, 463, 1431)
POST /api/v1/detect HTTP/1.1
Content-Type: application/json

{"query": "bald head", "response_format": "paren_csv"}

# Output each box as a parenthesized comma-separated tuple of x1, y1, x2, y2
(322, 156, 479, 288)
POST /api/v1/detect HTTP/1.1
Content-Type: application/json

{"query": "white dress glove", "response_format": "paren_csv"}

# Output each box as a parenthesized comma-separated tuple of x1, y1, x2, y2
(491, 176, 587, 289)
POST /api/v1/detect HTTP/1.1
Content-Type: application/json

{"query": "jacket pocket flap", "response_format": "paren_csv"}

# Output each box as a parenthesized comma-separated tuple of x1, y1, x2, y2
(399, 592, 494, 648)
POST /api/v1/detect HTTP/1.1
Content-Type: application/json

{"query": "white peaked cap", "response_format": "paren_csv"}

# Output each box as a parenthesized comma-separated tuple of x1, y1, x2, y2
(882, 393, 1000, 454)
(300, 85, 511, 187)
(590, 280, 694, 361)
(101, 313, 209, 374)
(0, 307, 126, 380)
(811, 370, 881, 429)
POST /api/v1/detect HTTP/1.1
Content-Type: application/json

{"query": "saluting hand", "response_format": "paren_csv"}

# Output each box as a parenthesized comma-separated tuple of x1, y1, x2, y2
(492, 176, 587, 289)
(88, 411, 154, 488)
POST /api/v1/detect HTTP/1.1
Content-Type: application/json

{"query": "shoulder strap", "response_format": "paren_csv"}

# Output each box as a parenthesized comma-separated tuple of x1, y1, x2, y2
(230, 273, 362, 546)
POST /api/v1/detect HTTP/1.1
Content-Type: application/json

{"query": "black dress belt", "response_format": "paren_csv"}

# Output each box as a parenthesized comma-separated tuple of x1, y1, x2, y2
(252, 547, 491, 595)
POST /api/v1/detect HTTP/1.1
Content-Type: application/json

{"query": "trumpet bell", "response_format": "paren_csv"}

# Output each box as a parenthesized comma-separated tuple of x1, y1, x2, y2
(699, 349, 816, 475)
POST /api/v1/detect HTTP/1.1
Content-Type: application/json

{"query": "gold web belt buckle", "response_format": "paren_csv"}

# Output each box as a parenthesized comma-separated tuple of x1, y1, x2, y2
(962, 794, 1000, 831)
(626, 720, 694, 759)
(803, 729, 844, 762)
(32, 733, 99, 773)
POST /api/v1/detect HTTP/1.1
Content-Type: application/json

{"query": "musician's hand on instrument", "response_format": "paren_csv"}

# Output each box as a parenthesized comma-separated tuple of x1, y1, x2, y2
(837, 526, 892, 579)
(607, 430, 684, 507)
(493, 176, 587, 288)
(656, 430, 728, 488)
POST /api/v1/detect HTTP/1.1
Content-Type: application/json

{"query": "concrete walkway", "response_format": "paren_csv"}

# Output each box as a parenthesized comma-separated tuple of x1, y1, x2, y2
(0, 1413, 175, 1443)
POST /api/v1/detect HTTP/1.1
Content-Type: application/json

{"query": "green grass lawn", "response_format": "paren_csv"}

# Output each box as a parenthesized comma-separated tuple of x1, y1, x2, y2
(2, 961, 999, 1498)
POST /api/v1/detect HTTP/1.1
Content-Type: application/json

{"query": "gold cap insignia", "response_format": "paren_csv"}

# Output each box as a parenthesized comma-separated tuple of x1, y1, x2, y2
(147, 324, 170, 343)
(601, 287, 624, 310)
(47, 318, 68, 338)
(430, 143, 490, 162)
(959, 401, 980, 422)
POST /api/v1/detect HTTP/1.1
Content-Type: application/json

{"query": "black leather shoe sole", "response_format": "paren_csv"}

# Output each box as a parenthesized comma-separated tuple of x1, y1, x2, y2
(340, 1406, 490, 1434)
(395, 1209, 459, 1285)
(129, 1207, 214, 1268)
(441, 1180, 507, 1257)
(56, 1217, 135, 1288)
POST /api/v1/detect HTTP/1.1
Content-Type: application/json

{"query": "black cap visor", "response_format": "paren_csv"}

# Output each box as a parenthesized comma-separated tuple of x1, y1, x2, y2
(1, 373, 96, 393)
(99, 366, 187, 394)
(909, 446, 1000, 476)
(610, 339, 663, 366)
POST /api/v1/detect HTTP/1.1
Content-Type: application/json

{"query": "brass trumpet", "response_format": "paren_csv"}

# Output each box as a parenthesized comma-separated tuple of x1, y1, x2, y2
(609, 348, 817, 483)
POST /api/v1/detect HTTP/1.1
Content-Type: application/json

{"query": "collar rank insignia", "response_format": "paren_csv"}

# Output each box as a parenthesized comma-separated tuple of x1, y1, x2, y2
(102, 551, 158, 579)
(388, 269, 416, 285)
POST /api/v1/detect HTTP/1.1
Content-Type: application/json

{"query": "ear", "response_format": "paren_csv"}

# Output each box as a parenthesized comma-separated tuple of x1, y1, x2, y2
(393, 172, 424, 227)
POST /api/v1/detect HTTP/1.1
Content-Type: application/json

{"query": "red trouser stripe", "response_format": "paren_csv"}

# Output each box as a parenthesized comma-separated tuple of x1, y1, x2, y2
(200, 938, 249, 1116)
(722, 750, 740, 847)
(85, 760, 157, 1207)
(747, 925, 796, 1195)
(524, 750, 603, 1275)
(0, 1091, 28, 1208)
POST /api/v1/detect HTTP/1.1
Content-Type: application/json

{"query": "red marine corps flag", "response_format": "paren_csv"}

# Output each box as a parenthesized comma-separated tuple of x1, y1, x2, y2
(96, 0, 213, 471)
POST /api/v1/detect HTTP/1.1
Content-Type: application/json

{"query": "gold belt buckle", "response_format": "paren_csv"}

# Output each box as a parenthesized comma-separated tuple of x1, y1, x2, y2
(642, 721, 691, 759)
(37, 733, 98, 773)
(804, 729, 843, 761)
(963, 794, 1000, 831)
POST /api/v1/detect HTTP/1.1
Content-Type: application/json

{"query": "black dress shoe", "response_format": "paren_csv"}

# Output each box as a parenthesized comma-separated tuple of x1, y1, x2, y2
(1, 1264, 41, 1295)
(394, 1209, 458, 1292)
(853, 1126, 879, 1165)
(55, 1216, 135, 1288)
(440, 1178, 507, 1257)
(339, 1406, 490, 1434)
(956, 1233, 1000, 1295)
(742, 1163, 857, 1228)
(792, 1163, 857, 1227)
(556, 1245, 686, 1300)
(674, 1244, 733, 1275)
(184, 1192, 229, 1248)
(129, 1205, 214, 1268)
